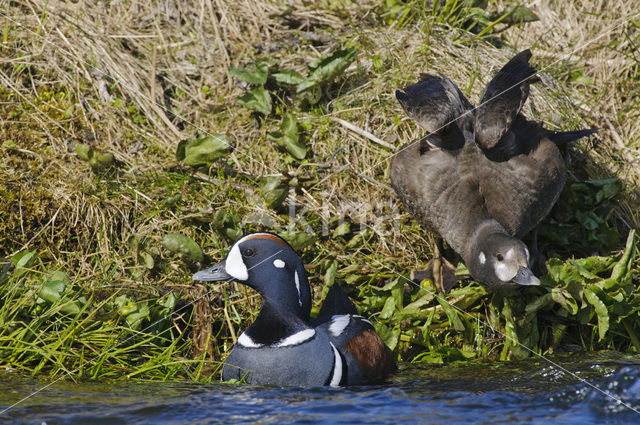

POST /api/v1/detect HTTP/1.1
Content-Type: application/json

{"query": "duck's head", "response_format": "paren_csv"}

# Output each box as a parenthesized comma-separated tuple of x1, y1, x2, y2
(193, 233, 311, 318)
(466, 222, 540, 290)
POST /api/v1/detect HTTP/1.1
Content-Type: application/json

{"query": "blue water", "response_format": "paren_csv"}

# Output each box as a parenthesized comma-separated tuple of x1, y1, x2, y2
(1, 351, 640, 425)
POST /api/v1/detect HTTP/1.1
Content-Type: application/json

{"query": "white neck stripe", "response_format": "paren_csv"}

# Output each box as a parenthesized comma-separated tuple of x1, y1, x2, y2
(274, 329, 315, 347)
(238, 332, 263, 348)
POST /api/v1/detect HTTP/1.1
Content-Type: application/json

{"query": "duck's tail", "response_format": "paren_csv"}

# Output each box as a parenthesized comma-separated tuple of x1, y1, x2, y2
(548, 128, 598, 146)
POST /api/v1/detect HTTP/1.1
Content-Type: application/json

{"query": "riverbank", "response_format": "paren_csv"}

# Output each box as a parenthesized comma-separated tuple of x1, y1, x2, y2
(1, 0, 638, 380)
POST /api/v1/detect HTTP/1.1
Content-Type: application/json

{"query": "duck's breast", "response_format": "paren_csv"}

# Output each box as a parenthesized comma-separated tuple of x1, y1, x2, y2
(222, 331, 335, 386)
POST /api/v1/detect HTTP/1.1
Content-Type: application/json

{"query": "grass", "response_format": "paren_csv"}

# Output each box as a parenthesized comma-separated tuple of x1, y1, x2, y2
(0, 0, 639, 380)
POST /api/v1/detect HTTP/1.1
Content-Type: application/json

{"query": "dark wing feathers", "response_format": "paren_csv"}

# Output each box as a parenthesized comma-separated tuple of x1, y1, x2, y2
(547, 128, 598, 146)
(396, 74, 472, 151)
(474, 49, 537, 150)
(397, 49, 595, 163)
(312, 284, 358, 326)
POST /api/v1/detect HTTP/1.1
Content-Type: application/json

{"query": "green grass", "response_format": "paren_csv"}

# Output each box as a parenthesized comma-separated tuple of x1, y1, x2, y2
(0, 0, 639, 380)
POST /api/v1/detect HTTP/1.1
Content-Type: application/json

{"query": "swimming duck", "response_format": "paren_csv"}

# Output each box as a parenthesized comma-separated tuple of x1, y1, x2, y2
(193, 232, 396, 386)
(391, 49, 596, 291)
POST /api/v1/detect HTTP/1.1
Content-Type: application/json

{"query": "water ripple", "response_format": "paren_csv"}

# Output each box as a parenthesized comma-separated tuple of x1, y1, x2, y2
(1, 351, 640, 425)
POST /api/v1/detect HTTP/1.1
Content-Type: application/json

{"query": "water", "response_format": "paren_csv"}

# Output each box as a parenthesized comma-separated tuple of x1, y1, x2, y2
(2, 351, 640, 425)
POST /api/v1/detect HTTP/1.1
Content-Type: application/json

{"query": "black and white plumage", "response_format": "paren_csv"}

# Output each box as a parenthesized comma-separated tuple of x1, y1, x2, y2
(193, 233, 396, 386)
(391, 49, 597, 290)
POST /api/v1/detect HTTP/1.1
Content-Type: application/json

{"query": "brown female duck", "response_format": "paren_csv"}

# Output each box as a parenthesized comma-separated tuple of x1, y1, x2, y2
(390, 50, 596, 291)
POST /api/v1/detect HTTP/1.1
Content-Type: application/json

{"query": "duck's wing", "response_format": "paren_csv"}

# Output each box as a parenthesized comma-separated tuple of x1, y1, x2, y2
(396, 74, 473, 151)
(474, 49, 537, 152)
(313, 285, 396, 384)
(312, 284, 358, 326)
(318, 314, 396, 384)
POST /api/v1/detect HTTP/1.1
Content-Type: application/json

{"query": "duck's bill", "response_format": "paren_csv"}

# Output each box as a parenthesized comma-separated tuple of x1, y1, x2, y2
(192, 260, 233, 281)
(511, 266, 540, 286)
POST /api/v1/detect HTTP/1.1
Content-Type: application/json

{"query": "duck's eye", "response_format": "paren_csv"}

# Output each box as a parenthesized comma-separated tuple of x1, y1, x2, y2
(242, 248, 255, 257)
(496, 254, 504, 262)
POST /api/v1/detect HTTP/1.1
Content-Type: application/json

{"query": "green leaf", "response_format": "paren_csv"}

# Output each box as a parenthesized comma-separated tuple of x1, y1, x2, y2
(525, 292, 553, 314)
(395, 291, 437, 321)
(333, 221, 351, 238)
(237, 86, 272, 115)
(584, 287, 609, 340)
(60, 300, 81, 316)
(39, 280, 66, 304)
(268, 113, 307, 159)
(124, 302, 150, 329)
(573, 256, 616, 275)
(140, 251, 155, 270)
(297, 48, 357, 93)
(91, 152, 115, 169)
(377, 277, 402, 292)
(229, 61, 270, 84)
(324, 260, 338, 287)
(280, 231, 316, 251)
(161, 233, 204, 263)
(373, 322, 400, 351)
(546, 258, 588, 288)
(211, 210, 240, 230)
(75, 143, 115, 170)
(13, 250, 37, 268)
(176, 132, 233, 166)
(495, 6, 539, 25)
(75, 143, 91, 160)
(501, 299, 528, 359)
(0, 262, 10, 285)
(46, 270, 70, 285)
(551, 288, 579, 315)
(272, 70, 306, 86)
(379, 295, 397, 320)
(437, 297, 465, 331)
(225, 228, 243, 242)
(11, 250, 37, 278)
(158, 292, 178, 311)
(609, 230, 636, 283)
(259, 176, 289, 210)
(412, 346, 473, 364)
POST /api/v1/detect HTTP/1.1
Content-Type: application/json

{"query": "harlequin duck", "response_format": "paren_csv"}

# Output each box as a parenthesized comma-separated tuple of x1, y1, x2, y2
(192, 232, 396, 386)
(391, 49, 596, 291)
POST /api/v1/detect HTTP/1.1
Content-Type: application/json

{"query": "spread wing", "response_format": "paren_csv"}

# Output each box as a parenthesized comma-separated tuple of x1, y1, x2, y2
(474, 49, 537, 151)
(396, 74, 473, 151)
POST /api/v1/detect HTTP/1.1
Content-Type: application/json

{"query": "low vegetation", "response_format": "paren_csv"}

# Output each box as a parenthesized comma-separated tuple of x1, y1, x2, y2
(0, 0, 638, 381)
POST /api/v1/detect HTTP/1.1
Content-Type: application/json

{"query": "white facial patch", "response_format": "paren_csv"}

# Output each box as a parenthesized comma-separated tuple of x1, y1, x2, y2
(294, 270, 302, 307)
(273, 259, 285, 268)
(238, 332, 263, 348)
(494, 262, 515, 282)
(479, 251, 486, 265)
(328, 342, 343, 387)
(329, 315, 351, 336)
(524, 247, 530, 263)
(225, 243, 248, 281)
(505, 248, 515, 260)
(275, 329, 315, 347)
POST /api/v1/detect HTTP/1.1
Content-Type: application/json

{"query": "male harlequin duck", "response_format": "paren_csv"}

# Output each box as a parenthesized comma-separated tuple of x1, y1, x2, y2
(193, 232, 396, 386)
(390, 49, 596, 291)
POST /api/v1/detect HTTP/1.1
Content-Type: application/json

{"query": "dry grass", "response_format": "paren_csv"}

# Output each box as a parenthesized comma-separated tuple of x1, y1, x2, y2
(1, 0, 639, 370)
